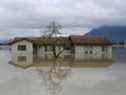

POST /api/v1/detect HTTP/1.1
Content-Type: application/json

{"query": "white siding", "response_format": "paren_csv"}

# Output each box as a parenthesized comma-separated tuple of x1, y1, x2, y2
(11, 40, 112, 62)
(11, 40, 33, 54)
(37, 46, 45, 58)
(11, 40, 33, 64)
(105, 46, 112, 59)
(74, 45, 112, 60)
(37, 46, 71, 59)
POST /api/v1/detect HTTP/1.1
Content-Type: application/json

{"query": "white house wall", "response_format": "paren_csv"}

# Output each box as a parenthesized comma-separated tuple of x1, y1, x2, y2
(74, 45, 112, 60)
(11, 40, 112, 61)
(37, 46, 71, 59)
(11, 40, 33, 64)
(104, 46, 112, 59)
(11, 40, 33, 54)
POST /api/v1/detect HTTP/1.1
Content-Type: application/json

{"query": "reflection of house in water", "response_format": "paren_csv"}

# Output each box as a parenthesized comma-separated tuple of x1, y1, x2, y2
(9, 56, 113, 95)
(9, 53, 113, 70)
(9, 58, 113, 95)
(36, 60, 71, 95)
(10, 35, 113, 62)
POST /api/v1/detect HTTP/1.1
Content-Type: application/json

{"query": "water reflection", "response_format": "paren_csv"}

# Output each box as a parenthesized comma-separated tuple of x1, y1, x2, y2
(10, 55, 113, 69)
(9, 53, 113, 95)
(1, 48, 126, 95)
(36, 59, 71, 95)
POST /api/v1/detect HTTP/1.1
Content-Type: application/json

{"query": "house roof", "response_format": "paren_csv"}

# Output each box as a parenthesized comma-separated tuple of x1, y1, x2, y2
(9, 37, 70, 45)
(9, 37, 32, 44)
(10, 35, 112, 46)
(69, 35, 112, 45)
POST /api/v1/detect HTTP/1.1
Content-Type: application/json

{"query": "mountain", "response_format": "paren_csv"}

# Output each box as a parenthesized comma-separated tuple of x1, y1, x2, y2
(0, 38, 10, 45)
(86, 26, 126, 43)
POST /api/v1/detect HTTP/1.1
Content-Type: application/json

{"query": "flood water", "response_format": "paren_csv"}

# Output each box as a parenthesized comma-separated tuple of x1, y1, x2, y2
(0, 48, 126, 95)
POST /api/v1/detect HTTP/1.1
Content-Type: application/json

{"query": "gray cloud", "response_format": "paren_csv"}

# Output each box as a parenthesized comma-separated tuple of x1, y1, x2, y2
(0, 0, 126, 38)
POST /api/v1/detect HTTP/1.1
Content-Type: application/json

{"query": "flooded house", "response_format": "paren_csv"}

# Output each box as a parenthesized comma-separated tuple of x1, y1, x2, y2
(10, 37, 72, 64)
(69, 35, 112, 60)
(10, 35, 113, 66)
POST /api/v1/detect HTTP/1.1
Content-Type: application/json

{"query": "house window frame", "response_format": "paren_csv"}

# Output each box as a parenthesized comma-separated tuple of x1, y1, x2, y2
(85, 51, 88, 54)
(64, 44, 71, 50)
(89, 51, 93, 54)
(17, 45, 26, 51)
(45, 45, 53, 52)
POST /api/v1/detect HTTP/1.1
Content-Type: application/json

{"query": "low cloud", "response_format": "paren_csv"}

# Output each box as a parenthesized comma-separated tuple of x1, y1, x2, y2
(0, 0, 126, 38)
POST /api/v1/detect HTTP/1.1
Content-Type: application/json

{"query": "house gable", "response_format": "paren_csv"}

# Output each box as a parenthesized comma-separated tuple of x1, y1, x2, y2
(11, 40, 33, 54)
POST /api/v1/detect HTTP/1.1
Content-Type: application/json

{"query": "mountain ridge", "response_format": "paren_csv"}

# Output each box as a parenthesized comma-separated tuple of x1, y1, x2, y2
(86, 26, 126, 43)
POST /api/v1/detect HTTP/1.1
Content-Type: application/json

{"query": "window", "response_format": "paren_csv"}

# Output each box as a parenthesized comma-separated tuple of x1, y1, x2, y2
(45, 46, 53, 52)
(90, 51, 93, 54)
(85, 51, 93, 54)
(17, 56, 26, 62)
(64, 44, 71, 50)
(18, 45, 26, 51)
(85, 51, 88, 54)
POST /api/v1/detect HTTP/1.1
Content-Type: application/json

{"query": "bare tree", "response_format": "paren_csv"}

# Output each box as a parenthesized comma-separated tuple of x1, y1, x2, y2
(43, 21, 64, 58)
(46, 21, 62, 37)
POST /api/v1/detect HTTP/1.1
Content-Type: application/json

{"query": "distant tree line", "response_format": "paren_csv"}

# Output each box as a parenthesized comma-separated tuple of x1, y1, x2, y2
(113, 40, 125, 45)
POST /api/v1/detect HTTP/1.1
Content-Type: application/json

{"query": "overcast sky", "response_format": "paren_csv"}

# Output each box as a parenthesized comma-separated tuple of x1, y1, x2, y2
(0, 0, 126, 38)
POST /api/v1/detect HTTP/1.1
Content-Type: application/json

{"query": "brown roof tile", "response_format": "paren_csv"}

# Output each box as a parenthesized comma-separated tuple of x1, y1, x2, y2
(10, 37, 70, 45)
(10, 35, 112, 46)
(69, 35, 112, 45)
